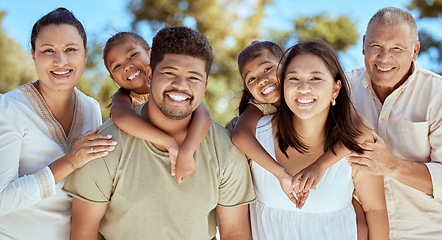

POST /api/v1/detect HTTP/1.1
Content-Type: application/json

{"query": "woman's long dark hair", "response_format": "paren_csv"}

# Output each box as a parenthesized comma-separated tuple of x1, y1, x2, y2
(237, 41, 284, 115)
(276, 40, 364, 157)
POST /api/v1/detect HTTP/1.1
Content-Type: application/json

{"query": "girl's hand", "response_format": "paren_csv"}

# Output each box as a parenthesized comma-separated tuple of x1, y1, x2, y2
(292, 161, 328, 193)
(294, 190, 310, 209)
(167, 142, 179, 176)
(174, 150, 196, 184)
(276, 170, 298, 205)
(65, 129, 117, 169)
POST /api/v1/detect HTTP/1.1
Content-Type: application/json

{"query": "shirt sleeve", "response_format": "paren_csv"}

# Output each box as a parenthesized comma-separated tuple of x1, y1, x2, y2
(425, 92, 442, 200)
(62, 156, 115, 204)
(0, 95, 56, 217)
(218, 141, 256, 207)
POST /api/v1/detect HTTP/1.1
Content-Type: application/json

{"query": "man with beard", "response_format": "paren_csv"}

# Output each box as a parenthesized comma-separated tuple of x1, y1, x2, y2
(62, 26, 256, 240)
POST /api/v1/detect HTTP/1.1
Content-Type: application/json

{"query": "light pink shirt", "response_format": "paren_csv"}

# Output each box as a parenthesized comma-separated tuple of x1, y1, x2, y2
(348, 64, 442, 240)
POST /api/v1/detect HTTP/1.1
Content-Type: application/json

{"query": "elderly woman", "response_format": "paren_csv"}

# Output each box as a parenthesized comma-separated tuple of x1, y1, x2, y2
(0, 8, 116, 239)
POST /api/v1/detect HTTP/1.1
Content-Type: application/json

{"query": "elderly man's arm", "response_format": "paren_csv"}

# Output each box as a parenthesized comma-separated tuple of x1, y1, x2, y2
(347, 131, 434, 196)
(216, 204, 252, 240)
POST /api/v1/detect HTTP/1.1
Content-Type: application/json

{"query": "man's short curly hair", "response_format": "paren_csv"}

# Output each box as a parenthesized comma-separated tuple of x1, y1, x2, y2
(150, 26, 213, 78)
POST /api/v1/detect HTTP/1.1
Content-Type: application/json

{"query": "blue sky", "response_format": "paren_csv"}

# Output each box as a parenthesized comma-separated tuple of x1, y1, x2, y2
(1, 0, 434, 71)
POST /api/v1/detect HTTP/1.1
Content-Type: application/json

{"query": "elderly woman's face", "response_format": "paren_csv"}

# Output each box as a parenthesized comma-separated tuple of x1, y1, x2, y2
(32, 24, 87, 92)
(283, 53, 341, 121)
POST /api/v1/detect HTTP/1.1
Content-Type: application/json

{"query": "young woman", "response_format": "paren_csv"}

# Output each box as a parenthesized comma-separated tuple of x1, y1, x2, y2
(249, 40, 388, 239)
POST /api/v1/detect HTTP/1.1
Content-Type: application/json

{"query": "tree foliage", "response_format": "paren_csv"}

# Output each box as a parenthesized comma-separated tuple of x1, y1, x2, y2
(128, 0, 360, 124)
(0, 11, 36, 93)
(407, 0, 442, 73)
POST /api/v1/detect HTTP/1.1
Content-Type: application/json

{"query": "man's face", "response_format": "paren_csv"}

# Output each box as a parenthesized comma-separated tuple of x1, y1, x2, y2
(149, 53, 208, 120)
(363, 21, 420, 89)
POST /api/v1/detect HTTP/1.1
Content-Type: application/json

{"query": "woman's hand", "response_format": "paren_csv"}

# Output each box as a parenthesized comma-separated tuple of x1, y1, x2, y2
(65, 129, 117, 170)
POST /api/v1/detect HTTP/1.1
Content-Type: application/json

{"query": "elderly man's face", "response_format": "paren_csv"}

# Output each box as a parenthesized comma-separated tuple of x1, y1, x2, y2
(149, 53, 208, 120)
(363, 21, 420, 90)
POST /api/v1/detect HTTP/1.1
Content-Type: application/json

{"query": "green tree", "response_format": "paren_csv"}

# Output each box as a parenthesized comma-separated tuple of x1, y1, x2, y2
(407, 0, 442, 74)
(128, 0, 360, 125)
(0, 11, 36, 93)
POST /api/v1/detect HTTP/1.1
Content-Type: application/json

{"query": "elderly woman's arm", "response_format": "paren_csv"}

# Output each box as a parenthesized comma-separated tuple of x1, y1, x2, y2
(0, 95, 115, 217)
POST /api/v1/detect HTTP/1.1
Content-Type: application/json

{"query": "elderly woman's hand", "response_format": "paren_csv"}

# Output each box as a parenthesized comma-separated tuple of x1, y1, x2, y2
(65, 129, 117, 170)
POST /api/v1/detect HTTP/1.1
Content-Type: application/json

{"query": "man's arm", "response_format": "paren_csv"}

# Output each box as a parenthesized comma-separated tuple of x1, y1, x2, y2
(71, 197, 108, 240)
(347, 131, 433, 195)
(216, 204, 252, 240)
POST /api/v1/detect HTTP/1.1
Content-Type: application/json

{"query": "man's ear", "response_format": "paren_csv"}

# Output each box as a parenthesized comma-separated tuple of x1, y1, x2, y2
(31, 50, 35, 61)
(85, 46, 88, 60)
(362, 35, 366, 55)
(412, 40, 420, 62)
(205, 76, 210, 88)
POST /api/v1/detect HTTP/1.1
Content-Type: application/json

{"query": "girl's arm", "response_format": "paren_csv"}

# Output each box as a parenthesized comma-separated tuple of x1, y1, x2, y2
(293, 109, 374, 196)
(111, 89, 179, 175)
(232, 104, 297, 204)
(175, 101, 211, 184)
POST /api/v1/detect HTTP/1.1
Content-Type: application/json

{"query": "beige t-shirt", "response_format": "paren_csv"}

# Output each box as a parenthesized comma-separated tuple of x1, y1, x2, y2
(63, 104, 256, 240)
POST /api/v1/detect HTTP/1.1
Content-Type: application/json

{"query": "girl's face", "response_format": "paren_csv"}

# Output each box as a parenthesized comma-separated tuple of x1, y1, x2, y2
(105, 40, 151, 94)
(32, 24, 87, 92)
(283, 53, 341, 121)
(241, 50, 280, 104)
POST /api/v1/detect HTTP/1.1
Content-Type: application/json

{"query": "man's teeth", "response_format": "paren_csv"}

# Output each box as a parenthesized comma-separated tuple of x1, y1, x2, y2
(262, 85, 276, 95)
(168, 94, 188, 101)
(52, 70, 70, 75)
(376, 65, 393, 72)
(128, 70, 140, 80)
(297, 98, 314, 104)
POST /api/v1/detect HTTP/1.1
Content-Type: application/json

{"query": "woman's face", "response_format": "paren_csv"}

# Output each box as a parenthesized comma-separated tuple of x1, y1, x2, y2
(241, 51, 280, 104)
(283, 53, 341, 121)
(32, 24, 87, 92)
(105, 40, 151, 94)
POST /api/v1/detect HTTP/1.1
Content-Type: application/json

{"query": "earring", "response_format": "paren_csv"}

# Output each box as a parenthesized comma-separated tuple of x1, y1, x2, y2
(331, 99, 336, 106)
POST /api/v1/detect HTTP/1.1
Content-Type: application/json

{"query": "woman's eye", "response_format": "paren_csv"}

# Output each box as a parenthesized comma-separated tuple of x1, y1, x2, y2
(264, 67, 273, 73)
(129, 53, 137, 59)
(311, 77, 322, 81)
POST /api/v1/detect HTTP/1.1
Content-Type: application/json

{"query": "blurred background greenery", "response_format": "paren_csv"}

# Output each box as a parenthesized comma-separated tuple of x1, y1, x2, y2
(1, 0, 441, 125)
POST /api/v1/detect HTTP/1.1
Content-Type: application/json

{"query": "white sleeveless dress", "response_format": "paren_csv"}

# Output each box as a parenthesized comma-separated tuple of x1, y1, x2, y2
(250, 116, 357, 240)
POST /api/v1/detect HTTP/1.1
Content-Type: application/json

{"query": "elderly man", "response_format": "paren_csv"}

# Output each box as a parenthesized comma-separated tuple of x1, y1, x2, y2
(347, 7, 442, 239)
(62, 26, 256, 240)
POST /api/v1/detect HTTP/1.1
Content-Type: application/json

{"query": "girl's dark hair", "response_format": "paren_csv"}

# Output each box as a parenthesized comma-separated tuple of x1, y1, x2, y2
(277, 39, 363, 157)
(103, 32, 151, 71)
(31, 7, 87, 51)
(237, 41, 284, 115)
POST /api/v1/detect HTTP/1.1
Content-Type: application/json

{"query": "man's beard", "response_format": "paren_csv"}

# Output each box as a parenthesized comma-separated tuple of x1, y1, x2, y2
(153, 90, 195, 120)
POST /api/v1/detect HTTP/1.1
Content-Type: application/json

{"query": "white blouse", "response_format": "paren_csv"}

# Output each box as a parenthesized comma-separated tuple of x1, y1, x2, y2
(0, 83, 102, 240)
